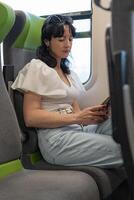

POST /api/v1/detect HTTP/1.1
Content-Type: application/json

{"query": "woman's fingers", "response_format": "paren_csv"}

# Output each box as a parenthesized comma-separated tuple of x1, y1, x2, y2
(90, 104, 107, 111)
(78, 105, 109, 125)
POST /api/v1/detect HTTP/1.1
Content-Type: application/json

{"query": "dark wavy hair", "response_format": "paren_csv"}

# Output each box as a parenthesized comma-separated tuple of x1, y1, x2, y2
(36, 15, 76, 74)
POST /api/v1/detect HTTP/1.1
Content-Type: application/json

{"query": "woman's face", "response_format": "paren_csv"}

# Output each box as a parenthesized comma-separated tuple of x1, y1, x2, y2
(48, 25, 73, 60)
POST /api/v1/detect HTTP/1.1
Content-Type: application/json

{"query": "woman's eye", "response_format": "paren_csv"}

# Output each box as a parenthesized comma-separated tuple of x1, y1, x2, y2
(58, 37, 73, 42)
(58, 38, 64, 41)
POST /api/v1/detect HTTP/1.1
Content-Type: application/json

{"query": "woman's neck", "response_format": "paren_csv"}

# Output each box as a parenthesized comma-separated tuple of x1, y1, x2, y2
(55, 65, 62, 73)
(56, 59, 61, 68)
(55, 59, 61, 71)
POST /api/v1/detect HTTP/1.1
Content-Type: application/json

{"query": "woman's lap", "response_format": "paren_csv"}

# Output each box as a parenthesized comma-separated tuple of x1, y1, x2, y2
(84, 117, 113, 136)
(37, 118, 123, 168)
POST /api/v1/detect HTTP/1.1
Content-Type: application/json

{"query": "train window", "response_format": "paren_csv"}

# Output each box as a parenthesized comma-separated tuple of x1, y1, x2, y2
(2, 0, 91, 15)
(2, 0, 92, 83)
(69, 18, 91, 83)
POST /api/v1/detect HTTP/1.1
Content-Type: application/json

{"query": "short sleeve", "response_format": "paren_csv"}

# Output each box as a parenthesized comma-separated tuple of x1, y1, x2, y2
(11, 59, 67, 98)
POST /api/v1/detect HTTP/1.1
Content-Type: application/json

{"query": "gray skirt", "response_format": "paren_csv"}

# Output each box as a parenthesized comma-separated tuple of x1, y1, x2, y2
(37, 118, 123, 168)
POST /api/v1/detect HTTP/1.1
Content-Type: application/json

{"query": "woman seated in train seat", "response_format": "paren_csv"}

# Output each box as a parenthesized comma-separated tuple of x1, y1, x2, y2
(11, 14, 123, 168)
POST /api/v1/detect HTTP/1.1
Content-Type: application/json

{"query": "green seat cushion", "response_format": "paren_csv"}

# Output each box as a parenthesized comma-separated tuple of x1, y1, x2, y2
(13, 13, 45, 50)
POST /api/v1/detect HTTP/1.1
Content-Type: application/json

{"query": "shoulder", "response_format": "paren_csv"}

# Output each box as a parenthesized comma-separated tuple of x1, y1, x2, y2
(25, 59, 50, 70)
(12, 58, 67, 97)
(20, 59, 54, 76)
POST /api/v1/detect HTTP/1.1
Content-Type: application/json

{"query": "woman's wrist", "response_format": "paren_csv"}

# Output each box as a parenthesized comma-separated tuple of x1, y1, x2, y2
(71, 112, 82, 125)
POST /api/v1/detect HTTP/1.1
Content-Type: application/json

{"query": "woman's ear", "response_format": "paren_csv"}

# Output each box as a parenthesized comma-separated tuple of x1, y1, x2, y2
(44, 39, 49, 47)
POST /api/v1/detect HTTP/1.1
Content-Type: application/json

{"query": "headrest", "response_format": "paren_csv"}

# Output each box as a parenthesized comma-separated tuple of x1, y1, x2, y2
(4, 10, 29, 48)
(0, 2, 15, 43)
(3, 11, 45, 70)
(12, 12, 45, 50)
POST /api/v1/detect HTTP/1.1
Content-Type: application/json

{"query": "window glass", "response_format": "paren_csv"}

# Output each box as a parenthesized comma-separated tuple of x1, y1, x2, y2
(73, 19, 91, 32)
(69, 38, 91, 83)
(2, 0, 91, 15)
(70, 18, 91, 82)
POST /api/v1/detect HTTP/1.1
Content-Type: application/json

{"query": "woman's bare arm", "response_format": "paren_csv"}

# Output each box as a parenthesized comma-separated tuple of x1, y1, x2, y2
(23, 92, 108, 128)
(23, 92, 78, 128)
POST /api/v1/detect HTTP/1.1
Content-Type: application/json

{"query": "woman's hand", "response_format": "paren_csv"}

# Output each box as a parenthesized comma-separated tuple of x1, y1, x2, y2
(75, 105, 108, 125)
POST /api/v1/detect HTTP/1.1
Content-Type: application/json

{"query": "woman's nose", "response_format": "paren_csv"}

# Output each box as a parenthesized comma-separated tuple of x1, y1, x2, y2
(65, 39, 72, 47)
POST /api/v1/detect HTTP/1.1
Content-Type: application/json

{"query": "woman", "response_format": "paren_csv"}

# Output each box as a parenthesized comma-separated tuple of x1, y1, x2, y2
(12, 15, 123, 168)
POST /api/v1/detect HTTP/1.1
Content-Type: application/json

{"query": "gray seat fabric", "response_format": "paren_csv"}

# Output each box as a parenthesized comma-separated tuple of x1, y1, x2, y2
(33, 159, 126, 199)
(0, 68, 22, 163)
(3, 10, 127, 200)
(0, 170, 99, 200)
(0, 52, 100, 200)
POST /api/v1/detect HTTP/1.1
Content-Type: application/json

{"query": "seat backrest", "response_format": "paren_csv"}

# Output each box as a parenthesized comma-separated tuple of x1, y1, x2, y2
(105, 27, 124, 144)
(3, 11, 44, 76)
(111, 1, 134, 197)
(0, 2, 22, 179)
(3, 11, 45, 154)
(0, 65, 22, 165)
(0, 1, 15, 68)
(105, 26, 130, 166)
(105, 27, 117, 139)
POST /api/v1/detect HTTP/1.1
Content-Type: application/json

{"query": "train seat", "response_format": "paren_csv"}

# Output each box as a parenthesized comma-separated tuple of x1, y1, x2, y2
(0, 66, 100, 200)
(0, 2, 100, 200)
(3, 7, 127, 200)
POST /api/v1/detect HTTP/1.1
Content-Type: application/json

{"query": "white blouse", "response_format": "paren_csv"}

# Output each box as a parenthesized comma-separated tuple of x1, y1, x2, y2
(11, 59, 86, 111)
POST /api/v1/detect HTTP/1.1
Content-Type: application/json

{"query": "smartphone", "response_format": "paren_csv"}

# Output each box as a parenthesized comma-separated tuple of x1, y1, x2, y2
(102, 96, 111, 107)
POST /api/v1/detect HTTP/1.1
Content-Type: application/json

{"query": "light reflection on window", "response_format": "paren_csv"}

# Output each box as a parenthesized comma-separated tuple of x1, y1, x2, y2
(2, 0, 91, 15)
(73, 19, 91, 32)
(69, 38, 91, 83)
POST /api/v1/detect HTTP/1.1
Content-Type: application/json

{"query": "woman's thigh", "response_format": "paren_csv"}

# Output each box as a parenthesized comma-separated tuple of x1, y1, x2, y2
(84, 118, 113, 136)
(38, 124, 123, 168)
